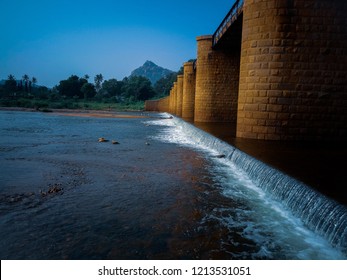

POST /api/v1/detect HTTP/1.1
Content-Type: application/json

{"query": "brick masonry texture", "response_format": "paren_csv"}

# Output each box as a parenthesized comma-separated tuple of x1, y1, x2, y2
(195, 35, 240, 123)
(145, 0, 347, 141)
(237, 0, 347, 140)
(145, 96, 170, 112)
(182, 62, 196, 119)
(176, 75, 183, 117)
(168, 89, 173, 113)
(172, 82, 177, 115)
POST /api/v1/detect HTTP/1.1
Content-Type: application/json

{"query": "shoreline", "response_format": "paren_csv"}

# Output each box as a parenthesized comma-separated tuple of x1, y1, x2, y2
(2, 107, 346, 205)
(0, 106, 149, 119)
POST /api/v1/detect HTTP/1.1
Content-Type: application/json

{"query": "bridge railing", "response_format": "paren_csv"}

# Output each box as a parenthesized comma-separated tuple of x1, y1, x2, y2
(212, 0, 244, 47)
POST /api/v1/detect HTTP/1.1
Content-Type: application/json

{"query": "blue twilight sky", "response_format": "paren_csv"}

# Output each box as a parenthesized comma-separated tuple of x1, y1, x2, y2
(0, 0, 235, 87)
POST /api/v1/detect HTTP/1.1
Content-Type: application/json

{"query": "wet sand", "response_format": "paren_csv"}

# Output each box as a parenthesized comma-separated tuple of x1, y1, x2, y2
(53, 112, 149, 119)
(0, 107, 148, 118)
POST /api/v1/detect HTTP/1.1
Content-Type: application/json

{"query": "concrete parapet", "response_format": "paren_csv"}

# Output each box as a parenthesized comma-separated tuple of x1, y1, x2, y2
(182, 61, 196, 120)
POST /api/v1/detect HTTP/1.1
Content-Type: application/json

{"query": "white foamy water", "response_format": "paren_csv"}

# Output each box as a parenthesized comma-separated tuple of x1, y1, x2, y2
(1, 111, 344, 260)
(144, 116, 346, 259)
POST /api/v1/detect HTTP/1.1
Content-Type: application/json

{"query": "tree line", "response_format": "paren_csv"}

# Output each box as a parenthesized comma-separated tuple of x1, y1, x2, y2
(55, 74, 157, 102)
(1, 74, 39, 95)
(0, 72, 180, 106)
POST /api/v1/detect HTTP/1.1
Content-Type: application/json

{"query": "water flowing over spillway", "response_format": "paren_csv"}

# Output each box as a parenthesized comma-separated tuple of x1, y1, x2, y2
(0, 110, 346, 259)
(148, 113, 347, 258)
(230, 149, 347, 253)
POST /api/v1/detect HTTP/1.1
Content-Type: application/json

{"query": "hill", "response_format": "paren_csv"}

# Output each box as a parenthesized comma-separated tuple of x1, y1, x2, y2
(130, 61, 174, 85)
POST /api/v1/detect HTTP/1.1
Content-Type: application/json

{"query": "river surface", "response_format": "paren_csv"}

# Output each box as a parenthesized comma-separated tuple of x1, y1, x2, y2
(0, 110, 345, 259)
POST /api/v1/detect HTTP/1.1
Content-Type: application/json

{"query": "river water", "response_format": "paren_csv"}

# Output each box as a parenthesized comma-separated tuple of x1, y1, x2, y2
(0, 110, 345, 259)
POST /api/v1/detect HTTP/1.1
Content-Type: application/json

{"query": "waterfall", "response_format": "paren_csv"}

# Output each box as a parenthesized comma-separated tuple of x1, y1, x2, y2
(231, 148, 347, 253)
(172, 116, 347, 255)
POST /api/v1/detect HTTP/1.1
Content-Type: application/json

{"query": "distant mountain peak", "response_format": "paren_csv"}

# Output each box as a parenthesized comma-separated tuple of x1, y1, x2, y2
(144, 60, 156, 66)
(130, 61, 173, 85)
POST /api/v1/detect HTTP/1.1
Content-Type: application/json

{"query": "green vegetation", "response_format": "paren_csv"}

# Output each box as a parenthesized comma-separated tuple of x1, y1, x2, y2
(0, 61, 195, 111)
(0, 72, 177, 111)
(0, 59, 193, 111)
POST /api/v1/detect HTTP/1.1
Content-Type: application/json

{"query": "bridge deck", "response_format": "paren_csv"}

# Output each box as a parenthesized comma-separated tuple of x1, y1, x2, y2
(213, 0, 244, 47)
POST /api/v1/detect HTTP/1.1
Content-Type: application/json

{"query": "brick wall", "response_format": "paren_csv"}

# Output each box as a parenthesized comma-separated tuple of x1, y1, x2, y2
(195, 35, 240, 122)
(158, 96, 170, 112)
(182, 62, 196, 120)
(145, 96, 170, 112)
(172, 82, 177, 115)
(145, 100, 158, 111)
(237, 0, 347, 140)
(169, 88, 174, 114)
(176, 75, 183, 117)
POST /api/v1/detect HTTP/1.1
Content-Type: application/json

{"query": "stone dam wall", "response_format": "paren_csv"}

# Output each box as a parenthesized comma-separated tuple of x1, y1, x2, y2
(146, 0, 347, 142)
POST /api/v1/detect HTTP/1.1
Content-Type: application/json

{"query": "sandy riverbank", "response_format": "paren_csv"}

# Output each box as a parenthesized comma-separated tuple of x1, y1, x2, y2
(0, 107, 149, 119)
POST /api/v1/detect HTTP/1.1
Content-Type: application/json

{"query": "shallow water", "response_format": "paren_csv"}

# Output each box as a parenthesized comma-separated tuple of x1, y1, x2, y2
(0, 111, 345, 259)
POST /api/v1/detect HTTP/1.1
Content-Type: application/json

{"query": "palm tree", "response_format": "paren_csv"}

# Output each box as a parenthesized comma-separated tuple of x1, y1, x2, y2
(22, 74, 30, 93)
(32, 77, 37, 86)
(4, 74, 17, 93)
(8, 74, 16, 81)
(22, 74, 29, 82)
(94, 74, 104, 92)
(31, 77, 37, 93)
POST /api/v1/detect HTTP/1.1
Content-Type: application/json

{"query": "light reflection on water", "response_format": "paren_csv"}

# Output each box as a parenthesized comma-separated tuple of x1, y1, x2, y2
(147, 117, 346, 260)
(0, 111, 345, 259)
